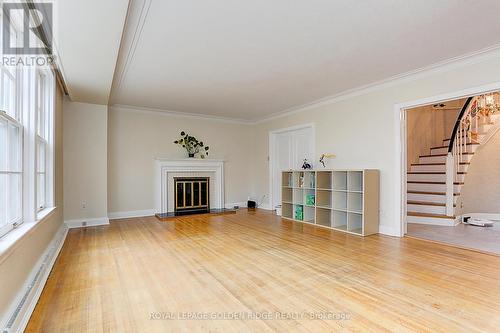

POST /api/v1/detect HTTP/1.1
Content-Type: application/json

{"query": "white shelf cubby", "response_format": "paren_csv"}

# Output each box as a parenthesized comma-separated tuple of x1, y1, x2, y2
(333, 191, 347, 210)
(316, 207, 332, 228)
(316, 190, 332, 208)
(347, 192, 363, 213)
(348, 171, 363, 192)
(333, 171, 347, 191)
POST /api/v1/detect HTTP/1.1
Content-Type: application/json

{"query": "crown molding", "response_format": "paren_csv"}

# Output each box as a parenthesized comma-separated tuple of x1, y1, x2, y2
(112, 43, 500, 125)
(255, 43, 500, 124)
(110, 104, 255, 124)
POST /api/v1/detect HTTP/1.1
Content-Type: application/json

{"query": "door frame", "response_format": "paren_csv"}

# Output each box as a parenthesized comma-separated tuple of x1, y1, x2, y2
(268, 123, 315, 211)
(394, 81, 500, 237)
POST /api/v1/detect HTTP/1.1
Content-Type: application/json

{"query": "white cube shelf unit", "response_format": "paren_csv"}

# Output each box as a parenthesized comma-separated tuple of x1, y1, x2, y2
(281, 170, 379, 236)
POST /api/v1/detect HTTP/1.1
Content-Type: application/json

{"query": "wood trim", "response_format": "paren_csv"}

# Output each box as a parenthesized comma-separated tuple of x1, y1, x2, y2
(431, 142, 478, 150)
(407, 172, 466, 174)
(407, 201, 456, 207)
(408, 172, 445, 174)
(408, 181, 464, 185)
(420, 153, 473, 157)
(407, 191, 459, 196)
(407, 212, 455, 219)
(411, 162, 470, 166)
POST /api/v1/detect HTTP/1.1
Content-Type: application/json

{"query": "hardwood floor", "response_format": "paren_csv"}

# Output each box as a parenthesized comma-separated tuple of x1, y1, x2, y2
(26, 210, 500, 332)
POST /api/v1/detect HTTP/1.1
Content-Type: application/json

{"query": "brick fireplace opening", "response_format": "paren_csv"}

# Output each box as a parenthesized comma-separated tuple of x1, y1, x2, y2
(174, 177, 210, 215)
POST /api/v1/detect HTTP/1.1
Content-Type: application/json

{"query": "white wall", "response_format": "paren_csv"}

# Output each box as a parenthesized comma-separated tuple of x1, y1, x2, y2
(458, 129, 500, 216)
(107, 108, 255, 215)
(63, 100, 108, 221)
(252, 54, 500, 236)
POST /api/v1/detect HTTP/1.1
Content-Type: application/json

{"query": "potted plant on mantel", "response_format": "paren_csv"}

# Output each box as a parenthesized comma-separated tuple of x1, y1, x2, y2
(174, 131, 210, 158)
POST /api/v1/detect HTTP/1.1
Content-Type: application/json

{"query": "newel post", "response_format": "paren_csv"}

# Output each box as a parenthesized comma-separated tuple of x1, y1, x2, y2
(445, 153, 454, 216)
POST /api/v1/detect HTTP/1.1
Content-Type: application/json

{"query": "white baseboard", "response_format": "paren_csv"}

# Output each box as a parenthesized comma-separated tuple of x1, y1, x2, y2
(378, 225, 401, 237)
(0, 223, 68, 333)
(65, 217, 110, 229)
(257, 203, 273, 210)
(225, 201, 273, 210)
(108, 210, 155, 220)
(225, 202, 247, 209)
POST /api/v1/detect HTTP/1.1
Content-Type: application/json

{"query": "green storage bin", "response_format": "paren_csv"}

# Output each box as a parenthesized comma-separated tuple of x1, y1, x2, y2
(306, 194, 315, 206)
(295, 205, 303, 221)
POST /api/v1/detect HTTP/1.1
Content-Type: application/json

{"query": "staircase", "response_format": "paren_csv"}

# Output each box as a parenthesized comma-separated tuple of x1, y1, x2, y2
(407, 94, 500, 226)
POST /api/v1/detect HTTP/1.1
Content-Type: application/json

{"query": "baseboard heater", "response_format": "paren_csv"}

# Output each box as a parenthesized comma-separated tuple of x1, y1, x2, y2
(2, 228, 67, 333)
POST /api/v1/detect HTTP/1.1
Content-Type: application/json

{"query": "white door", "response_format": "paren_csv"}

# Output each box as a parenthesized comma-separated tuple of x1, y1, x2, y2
(273, 133, 292, 208)
(271, 126, 314, 210)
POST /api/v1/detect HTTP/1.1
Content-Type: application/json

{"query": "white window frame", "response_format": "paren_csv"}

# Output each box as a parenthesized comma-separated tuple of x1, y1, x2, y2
(0, 112, 23, 237)
(1, 67, 18, 119)
(0, 19, 23, 237)
(33, 68, 55, 218)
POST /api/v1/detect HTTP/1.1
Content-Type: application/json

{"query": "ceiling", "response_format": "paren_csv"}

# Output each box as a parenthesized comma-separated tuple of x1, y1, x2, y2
(60, 0, 500, 120)
(55, 0, 129, 104)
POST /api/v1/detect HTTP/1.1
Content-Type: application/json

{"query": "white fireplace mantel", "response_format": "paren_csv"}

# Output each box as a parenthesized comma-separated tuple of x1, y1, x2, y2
(154, 158, 225, 213)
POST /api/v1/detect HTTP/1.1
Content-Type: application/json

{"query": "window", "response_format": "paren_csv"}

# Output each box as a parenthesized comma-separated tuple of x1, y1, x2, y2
(0, 8, 55, 238)
(0, 9, 23, 237)
(36, 71, 49, 211)
(0, 73, 22, 237)
(1, 67, 17, 119)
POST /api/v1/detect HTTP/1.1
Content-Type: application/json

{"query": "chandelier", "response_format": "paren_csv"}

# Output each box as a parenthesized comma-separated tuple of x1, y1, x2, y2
(477, 92, 500, 115)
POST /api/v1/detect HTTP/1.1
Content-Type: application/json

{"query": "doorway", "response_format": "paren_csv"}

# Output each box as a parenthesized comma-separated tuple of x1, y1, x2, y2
(269, 124, 315, 211)
(395, 82, 500, 254)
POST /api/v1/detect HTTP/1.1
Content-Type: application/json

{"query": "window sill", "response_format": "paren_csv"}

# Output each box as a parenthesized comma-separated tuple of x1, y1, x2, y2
(37, 207, 56, 222)
(0, 206, 57, 265)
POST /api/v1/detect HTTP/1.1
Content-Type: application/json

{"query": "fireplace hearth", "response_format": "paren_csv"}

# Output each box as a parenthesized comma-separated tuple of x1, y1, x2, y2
(155, 175, 236, 221)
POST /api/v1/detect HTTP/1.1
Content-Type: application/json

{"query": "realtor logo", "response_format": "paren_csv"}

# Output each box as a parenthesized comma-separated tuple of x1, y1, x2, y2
(2, 2, 53, 55)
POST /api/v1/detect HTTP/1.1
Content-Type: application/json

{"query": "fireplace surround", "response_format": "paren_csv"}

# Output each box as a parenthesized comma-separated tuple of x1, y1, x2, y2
(155, 158, 224, 214)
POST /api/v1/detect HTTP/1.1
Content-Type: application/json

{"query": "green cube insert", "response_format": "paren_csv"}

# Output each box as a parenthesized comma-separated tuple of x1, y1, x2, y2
(295, 205, 304, 221)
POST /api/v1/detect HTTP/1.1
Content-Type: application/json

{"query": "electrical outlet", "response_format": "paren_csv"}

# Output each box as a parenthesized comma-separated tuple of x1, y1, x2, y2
(81, 201, 87, 209)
